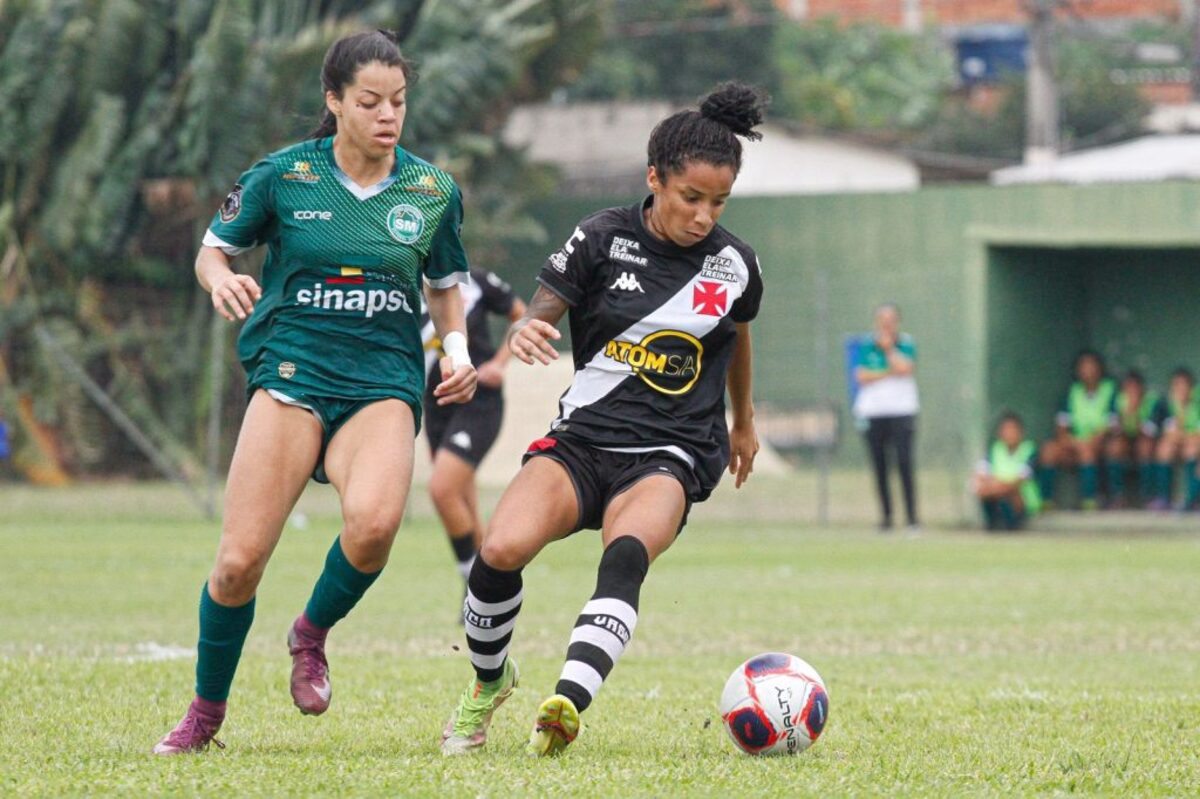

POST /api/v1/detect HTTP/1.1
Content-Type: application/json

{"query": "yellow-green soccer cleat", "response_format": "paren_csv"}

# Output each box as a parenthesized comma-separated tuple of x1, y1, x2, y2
(440, 658, 519, 756)
(528, 694, 581, 757)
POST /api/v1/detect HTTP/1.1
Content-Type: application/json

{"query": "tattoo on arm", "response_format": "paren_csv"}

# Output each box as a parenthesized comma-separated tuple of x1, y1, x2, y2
(525, 286, 569, 324)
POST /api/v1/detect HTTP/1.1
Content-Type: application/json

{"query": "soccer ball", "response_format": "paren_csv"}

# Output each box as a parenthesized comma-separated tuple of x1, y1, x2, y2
(719, 652, 829, 756)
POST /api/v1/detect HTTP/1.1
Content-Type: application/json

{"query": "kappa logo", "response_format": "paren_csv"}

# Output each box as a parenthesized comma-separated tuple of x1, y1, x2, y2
(693, 280, 727, 316)
(293, 210, 332, 221)
(609, 272, 644, 293)
(450, 431, 473, 451)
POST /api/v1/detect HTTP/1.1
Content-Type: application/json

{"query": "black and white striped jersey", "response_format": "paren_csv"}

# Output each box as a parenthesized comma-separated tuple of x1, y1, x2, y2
(536, 196, 764, 499)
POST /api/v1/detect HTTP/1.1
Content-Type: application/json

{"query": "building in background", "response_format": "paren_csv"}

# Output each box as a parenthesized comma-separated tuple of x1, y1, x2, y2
(503, 101, 920, 197)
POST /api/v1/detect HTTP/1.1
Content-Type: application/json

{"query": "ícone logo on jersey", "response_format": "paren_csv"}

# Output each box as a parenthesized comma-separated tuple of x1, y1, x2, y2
(387, 204, 425, 244)
(609, 272, 645, 293)
(603, 330, 703, 395)
(693, 281, 727, 316)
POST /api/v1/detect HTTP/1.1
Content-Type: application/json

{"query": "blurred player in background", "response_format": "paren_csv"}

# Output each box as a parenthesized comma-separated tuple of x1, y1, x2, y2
(1038, 350, 1115, 510)
(439, 82, 766, 757)
(1148, 367, 1200, 511)
(852, 303, 920, 532)
(1104, 369, 1161, 508)
(154, 30, 476, 755)
(420, 268, 525, 608)
(971, 411, 1041, 531)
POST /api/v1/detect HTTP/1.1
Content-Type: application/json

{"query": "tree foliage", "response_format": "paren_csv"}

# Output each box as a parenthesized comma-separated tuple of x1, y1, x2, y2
(0, 0, 596, 481)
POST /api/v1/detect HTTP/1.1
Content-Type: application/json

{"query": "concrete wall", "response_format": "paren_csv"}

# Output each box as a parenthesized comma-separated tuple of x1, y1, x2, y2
(500, 181, 1200, 471)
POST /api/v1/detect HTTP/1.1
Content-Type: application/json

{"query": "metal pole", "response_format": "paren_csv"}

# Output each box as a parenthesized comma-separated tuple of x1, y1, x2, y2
(1025, 0, 1060, 164)
(814, 269, 830, 526)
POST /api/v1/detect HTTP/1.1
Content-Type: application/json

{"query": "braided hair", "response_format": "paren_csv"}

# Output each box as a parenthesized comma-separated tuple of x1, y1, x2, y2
(309, 29, 416, 140)
(647, 82, 768, 181)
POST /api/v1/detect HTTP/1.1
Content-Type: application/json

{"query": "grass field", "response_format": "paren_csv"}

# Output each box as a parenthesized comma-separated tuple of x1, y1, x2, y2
(2, 479, 1199, 796)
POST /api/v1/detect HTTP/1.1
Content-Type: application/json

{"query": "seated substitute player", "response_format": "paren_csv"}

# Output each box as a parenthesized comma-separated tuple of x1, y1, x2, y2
(153, 31, 477, 754)
(1038, 350, 1116, 510)
(439, 82, 767, 757)
(1149, 367, 1200, 511)
(1103, 369, 1162, 508)
(971, 412, 1041, 531)
(419, 268, 526, 603)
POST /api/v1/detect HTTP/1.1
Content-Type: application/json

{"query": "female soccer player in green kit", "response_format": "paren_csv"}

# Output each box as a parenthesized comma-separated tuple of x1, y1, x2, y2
(154, 30, 477, 754)
(440, 83, 766, 757)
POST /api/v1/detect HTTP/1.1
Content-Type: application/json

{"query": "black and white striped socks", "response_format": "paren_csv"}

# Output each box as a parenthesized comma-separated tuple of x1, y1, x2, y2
(463, 556, 523, 683)
(556, 536, 650, 712)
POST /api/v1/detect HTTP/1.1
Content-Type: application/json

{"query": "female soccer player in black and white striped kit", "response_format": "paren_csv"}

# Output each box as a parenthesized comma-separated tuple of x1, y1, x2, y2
(440, 82, 767, 757)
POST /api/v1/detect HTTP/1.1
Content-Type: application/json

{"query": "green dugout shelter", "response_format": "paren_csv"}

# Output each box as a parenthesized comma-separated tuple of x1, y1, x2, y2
(511, 181, 1200, 474)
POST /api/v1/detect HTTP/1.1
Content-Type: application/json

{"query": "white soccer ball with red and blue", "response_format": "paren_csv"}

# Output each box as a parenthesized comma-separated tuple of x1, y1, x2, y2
(719, 652, 829, 756)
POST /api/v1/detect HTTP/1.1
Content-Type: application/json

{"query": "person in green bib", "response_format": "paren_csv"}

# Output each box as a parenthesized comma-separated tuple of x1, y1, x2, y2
(154, 30, 477, 755)
(1148, 367, 1200, 511)
(1103, 370, 1162, 508)
(972, 412, 1041, 530)
(1038, 350, 1116, 510)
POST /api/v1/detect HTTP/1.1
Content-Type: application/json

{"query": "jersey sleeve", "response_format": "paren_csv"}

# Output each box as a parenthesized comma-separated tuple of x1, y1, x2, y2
(476, 268, 517, 316)
(423, 185, 469, 289)
(730, 251, 763, 324)
(898, 335, 917, 362)
(536, 220, 601, 306)
(203, 158, 277, 255)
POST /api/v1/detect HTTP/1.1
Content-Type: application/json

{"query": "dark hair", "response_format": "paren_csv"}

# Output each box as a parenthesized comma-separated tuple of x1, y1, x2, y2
(1171, 366, 1195, 385)
(309, 30, 416, 139)
(1122, 369, 1145, 386)
(646, 81, 768, 181)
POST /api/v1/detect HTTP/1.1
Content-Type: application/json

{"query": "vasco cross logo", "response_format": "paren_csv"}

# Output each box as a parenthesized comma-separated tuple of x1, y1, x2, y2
(387, 204, 425, 244)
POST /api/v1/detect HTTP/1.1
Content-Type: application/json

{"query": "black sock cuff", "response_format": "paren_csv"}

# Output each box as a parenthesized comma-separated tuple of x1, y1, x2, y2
(470, 553, 523, 602)
(449, 532, 477, 564)
(596, 536, 650, 608)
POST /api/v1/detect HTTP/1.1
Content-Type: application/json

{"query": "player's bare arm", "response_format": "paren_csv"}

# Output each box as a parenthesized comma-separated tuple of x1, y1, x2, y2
(727, 322, 759, 488)
(508, 285, 566, 365)
(196, 245, 261, 322)
(425, 283, 477, 405)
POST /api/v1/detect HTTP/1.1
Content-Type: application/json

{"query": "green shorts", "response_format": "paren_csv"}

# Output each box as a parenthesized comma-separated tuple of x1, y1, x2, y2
(253, 384, 422, 484)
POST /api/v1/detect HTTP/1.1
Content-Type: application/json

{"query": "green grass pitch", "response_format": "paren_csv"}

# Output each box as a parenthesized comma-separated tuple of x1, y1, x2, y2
(2, 482, 1199, 796)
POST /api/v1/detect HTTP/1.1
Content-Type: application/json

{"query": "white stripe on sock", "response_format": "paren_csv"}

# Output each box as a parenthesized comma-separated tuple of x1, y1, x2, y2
(470, 650, 507, 672)
(580, 597, 638, 633)
(559, 660, 604, 699)
(465, 616, 517, 643)
(467, 589, 523, 617)
(569, 623, 627, 663)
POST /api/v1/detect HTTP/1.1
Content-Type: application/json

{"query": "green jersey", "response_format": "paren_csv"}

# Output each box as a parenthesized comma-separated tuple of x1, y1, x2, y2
(1057, 379, 1117, 438)
(987, 439, 1041, 515)
(1164, 394, 1200, 434)
(1115, 388, 1161, 437)
(205, 137, 468, 416)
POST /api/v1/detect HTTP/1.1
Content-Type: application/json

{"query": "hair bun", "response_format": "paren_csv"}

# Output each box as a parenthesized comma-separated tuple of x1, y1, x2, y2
(376, 28, 402, 45)
(700, 82, 767, 141)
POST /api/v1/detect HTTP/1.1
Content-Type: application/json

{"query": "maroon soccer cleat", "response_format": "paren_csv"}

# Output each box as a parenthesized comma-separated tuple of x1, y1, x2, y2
(288, 614, 332, 715)
(152, 698, 226, 755)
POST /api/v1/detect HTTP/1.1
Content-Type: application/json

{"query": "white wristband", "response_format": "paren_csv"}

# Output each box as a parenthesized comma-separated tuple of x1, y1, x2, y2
(442, 331, 471, 370)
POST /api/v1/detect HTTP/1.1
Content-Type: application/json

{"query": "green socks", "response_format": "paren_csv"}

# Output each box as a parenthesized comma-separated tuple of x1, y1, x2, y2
(1037, 466, 1057, 503)
(196, 583, 255, 702)
(1106, 461, 1126, 498)
(303, 537, 382, 630)
(1185, 460, 1200, 508)
(1079, 464, 1098, 501)
(1138, 463, 1154, 502)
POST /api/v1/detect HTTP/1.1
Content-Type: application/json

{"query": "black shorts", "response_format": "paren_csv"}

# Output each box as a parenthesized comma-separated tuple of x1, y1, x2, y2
(425, 386, 503, 468)
(523, 434, 701, 534)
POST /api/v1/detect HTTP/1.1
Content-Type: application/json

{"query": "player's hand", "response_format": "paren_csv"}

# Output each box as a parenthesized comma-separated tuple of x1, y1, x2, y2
(477, 358, 506, 389)
(728, 422, 759, 489)
(211, 273, 262, 321)
(877, 332, 895, 351)
(509, 319, 561, 365)
(435, 357, 477, 405)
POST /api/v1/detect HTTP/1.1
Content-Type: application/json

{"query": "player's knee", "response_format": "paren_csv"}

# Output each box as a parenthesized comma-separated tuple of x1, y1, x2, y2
(478, 535, 530, 572)
(211, 549, 267, 604)
(342, 504, 403, 555)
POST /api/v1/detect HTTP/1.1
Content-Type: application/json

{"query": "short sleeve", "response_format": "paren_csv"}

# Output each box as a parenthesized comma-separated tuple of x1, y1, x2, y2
(898, 336, 917, 361)
(476, 268, 517, 316)
(423, 185, 469, 289)
(730, 252, 763, 324)
(204, 158, 277, 255)
(536, 222, 600, 306)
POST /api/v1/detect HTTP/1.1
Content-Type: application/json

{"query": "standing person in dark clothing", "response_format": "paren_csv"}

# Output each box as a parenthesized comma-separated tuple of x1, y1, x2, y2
(853, 303, 919, 532)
